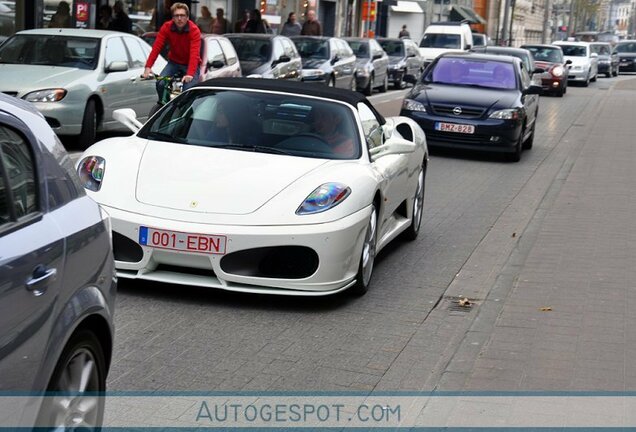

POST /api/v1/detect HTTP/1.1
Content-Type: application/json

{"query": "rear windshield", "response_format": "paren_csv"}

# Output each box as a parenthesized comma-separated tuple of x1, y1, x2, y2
(524, 46, 563, 63)
(558, 45, 587, 57)
(227, 37, 271, 64)
(590, 44, 611, 55)
(615, 42, 636, 53)
(420, 33, 460, 49)
(347, 41, 370, 58)
(293, 38, 330, 59)
(0, 35, 100, 69)
(379, 40, 404, 56)
(425, 58, 517, 90)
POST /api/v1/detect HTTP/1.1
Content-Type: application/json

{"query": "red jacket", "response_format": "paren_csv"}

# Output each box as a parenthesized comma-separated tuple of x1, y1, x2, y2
(145, 20, 201, 77)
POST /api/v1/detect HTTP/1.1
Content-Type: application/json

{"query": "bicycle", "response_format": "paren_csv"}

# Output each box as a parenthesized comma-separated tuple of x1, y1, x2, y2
(141, 73, 184, 117)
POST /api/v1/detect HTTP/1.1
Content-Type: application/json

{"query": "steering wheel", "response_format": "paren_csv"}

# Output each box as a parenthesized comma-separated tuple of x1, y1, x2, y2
(278, 133, 334, 154)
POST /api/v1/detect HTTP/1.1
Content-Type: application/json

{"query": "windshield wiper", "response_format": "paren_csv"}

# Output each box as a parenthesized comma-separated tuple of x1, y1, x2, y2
(146, 131, 186, 143)
(215, 144, 294, 156)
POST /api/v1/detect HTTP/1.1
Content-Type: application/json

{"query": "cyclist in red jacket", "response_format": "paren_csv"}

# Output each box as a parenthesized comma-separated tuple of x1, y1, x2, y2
(143, 2, 201, 102)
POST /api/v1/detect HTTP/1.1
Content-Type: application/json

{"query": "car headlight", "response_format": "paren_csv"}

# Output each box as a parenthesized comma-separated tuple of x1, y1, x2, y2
(23, 88, 67, 102)
(302, 69, 326, 77)
(296, 183, 351, 215)
(402, 98, 427, 112)
(357, 67, 369, 77)
(489, 108, 521, 120)
(77, 156, 105, 191)
(551, 65, 564, 77)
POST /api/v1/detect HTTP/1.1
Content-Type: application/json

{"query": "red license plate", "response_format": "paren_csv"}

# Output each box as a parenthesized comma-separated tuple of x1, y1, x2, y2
(139, 226, 227, 255)
(435, 122, 475, 134)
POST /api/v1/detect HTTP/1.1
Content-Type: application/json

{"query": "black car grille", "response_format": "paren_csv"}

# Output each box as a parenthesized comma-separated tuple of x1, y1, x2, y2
(425, 130, 490, 145)
(431, 104, 485, 119)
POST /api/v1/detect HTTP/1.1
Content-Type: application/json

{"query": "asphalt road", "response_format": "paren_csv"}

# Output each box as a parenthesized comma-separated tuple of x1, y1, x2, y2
(84, 75, 628, 393)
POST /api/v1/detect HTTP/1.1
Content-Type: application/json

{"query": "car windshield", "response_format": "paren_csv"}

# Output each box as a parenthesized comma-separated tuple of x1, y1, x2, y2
(379, 40, 404, 57)
(559, 45, 587, 57)
(0, 35, 100, 69)
(590, 44, 611, 55)
(138, 89, 361, 160)
(227, 37, 271, 63)
(425, 58, 517, 90)
(615, 42, 636, 53)
(293, 38, 329, 59)
(525, 46, 563, 63)
(472, 34, 486, 46)
(420, 33, 460, 49)
(347, 41, 370, 58)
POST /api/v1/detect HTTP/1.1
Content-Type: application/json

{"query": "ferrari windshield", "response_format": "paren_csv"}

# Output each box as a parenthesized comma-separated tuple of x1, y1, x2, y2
(138, 90, 361, 160)
(0, 35, 100, 69)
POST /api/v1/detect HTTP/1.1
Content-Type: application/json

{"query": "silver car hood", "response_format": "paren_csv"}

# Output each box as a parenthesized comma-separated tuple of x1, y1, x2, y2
(0, 64, 91, 93)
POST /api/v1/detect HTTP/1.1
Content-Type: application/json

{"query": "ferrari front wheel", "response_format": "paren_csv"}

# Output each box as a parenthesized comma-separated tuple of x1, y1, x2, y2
(351, 204, 378, 296)
(403, 166, 425, 241)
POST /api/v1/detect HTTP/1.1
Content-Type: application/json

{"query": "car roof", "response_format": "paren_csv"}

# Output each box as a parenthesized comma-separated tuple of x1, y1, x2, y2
(193, 78, 385, 124)
(441, 51, 520, 64)
(377, 37, 403, 42)
(343, 37, 369, 42)
(474, 46, 529, 56)
(225, 33, 278, 40)
(16, 28, 117, 38)
(521, 43, 560, 49)
(553, 40, 589, 46)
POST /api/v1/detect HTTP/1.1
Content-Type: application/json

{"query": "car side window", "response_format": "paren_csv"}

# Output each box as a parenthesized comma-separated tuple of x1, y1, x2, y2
(0, 125, 38, 223)
(519, 63, 531, 88)
(370, 39, 383, 57)
(357, 102, 383, 151)
(207, 40, 225, 64)
(123, 37, 146, 68)
(104, 37, 128, 67)
(219, 39, 238, 65)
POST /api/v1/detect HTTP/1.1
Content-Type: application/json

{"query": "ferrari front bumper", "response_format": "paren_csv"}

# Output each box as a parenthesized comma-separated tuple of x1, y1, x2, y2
(104, 204, 372, 296)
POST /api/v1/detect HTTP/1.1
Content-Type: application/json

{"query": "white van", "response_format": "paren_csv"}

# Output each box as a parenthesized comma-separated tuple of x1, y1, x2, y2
(419, 21, 474, 68)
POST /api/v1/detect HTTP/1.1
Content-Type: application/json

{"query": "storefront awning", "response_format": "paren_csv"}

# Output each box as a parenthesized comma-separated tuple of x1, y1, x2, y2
(391, 1, 424, 13)
(450, 5, 487, 24)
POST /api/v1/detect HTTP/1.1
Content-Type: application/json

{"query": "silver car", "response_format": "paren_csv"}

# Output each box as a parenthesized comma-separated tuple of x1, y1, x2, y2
(0, 28, 167, 147)
(0, 93, 116, 428)
(553, 41, 598, 86)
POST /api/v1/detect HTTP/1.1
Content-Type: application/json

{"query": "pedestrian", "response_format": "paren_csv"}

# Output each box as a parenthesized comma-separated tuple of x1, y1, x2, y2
(211, 8, 230, 34)
(280, 12, 301, 37)
(234, 9, 250, 33)
(109, 1, 133, 33)
(49, 1, 71, 28)
(301, 10, 322, 36)
(245, 9, 267, 34)
(196, 6, 213, 33)
(398, 24, 410, 38)
(143, 2, 202, 101)
(97, 5, 112, 30)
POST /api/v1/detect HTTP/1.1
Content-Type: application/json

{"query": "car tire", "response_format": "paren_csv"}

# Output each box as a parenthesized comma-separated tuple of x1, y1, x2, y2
(350, 204, 378, 296)
(363, 74, 374, 96)
(402, 166, 426, 241)
(78, 99, 97, 148)
(583, 73, 590, 87)
(379, 74, 388, 93)
(394, 73, 404, 90)
(507, 133, 523, 162)
(36, 329, 106, 429)
(523, 120, 535, 150)
(329, 75, 336, 87)
(606, 66, 612, 78)
(613, 67, 619, 77)
(591, 72, 597, 82)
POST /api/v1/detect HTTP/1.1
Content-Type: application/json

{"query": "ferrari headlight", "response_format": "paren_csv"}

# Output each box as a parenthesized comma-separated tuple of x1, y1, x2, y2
(551, 65, 564, 77)
(489, 108, 521, 120)
(402, 99, 427, 112)
(23, 88, 67, 102)
(296, 183, 351, 215)
(77, 156, 106, 191)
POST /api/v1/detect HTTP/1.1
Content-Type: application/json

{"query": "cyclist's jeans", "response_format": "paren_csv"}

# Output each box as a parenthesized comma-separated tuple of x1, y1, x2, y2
(156, 61, 200, 102)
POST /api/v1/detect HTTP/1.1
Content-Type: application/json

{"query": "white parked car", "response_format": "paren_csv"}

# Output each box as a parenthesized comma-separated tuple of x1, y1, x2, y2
(77, 79, 428, 296)
(0, 29, 166, 147)
(552, 40, 598, 86)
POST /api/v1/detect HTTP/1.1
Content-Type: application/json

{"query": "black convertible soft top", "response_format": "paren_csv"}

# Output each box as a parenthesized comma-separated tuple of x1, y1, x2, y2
(194, 77, 386, 125)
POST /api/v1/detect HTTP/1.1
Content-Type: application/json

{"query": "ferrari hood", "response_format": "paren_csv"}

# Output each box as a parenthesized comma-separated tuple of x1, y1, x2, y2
(0, 64, 90, 93)
(135, 141, 329, 215)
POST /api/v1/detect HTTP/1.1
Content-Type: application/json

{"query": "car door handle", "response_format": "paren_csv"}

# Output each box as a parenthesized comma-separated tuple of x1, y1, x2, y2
(26, 265, 57, 296)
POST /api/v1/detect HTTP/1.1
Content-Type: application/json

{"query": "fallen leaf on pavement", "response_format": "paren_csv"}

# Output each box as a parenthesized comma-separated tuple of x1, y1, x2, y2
(539, 306, 552, 311)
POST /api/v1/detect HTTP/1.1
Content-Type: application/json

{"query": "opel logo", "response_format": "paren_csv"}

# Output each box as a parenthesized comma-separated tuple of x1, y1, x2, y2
(453, 107, 462, 116)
